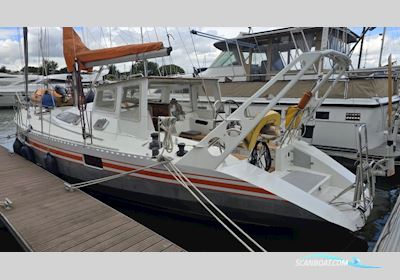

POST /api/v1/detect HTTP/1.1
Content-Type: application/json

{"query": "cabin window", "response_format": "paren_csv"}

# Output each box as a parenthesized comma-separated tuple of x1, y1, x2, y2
(148, 87, 163, 103)
(210, 51, 239, 67)
(251, 52, 268, 67)
(240, 51, 251, 64)
(316, 111, 330, 119)
(95, 88, 117, 112)
(120, 85, 141, 121)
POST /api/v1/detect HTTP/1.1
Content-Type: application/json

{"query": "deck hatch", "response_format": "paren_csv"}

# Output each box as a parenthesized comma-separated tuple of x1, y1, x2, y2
(56, 111, 80, 125)
(93, 118, 109, 130)
(281, 170, 326, 192)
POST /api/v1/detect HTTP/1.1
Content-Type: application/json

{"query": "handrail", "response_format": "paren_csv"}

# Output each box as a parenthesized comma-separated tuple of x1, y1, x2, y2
(354, 124, 375, 209)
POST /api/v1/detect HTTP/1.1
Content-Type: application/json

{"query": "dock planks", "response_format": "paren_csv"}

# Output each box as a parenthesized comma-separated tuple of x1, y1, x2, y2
(0, 146, 185, 252)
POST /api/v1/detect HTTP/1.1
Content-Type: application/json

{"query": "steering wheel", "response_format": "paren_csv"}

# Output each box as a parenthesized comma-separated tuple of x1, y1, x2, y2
(224, 99, 240, 109)
(224, 99, 253, 117)
(213, 100, 224, 113)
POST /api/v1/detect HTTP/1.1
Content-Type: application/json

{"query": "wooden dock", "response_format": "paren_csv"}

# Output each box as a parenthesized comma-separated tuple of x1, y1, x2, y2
(373, 192, 400, 252)
(0, 146, 184, 252)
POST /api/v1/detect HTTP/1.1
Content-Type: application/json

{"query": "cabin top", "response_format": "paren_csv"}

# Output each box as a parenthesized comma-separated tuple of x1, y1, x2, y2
(88, 76, 223, 139)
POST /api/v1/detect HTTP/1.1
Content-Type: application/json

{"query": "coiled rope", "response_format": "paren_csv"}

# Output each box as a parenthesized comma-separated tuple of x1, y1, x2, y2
(158, 116, 177, 154)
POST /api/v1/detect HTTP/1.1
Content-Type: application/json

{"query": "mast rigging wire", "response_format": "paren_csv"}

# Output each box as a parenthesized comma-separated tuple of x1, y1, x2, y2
(188, 27, 201, 70)
(153, 27, 167, 74)
(164, 27, 175, 73)
(176, 28, 196, 72)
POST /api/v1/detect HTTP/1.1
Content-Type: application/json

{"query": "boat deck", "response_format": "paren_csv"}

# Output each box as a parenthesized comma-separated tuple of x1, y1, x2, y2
(0, 146, 184, 252)
(374, 192, 400, 252)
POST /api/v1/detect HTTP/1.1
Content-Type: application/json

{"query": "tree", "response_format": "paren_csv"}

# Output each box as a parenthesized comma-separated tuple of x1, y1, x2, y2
(159, 64, 185, 76)
(20, 66, 39, 74)
(0, 66, 11, 73)
(56, 67, 69, 74)
(38, 60, 58, 75)
(130, 61, 159, 76)
(104, 64, 120, 80)
(20, 61, 66, 75)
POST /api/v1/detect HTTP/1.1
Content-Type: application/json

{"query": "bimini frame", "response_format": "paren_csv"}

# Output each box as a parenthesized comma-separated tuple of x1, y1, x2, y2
(178, 50, 351, 169)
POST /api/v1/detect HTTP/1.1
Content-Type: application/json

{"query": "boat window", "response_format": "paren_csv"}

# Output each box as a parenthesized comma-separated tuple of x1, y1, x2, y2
(241, 51, 251, 64)
(328, 29, 347, 54)
(252, 52, 268, 66)
(95, 88, 117, 112)
(148, 87, 163, 102)
(316, 111, 330, 120)
(120, 85, 140, 121)
(210, 51, 239, 67)
(149, 83, 191, 103)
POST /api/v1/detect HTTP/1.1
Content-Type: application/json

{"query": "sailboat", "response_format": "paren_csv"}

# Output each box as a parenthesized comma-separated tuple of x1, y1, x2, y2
(13, 27, 376, 234)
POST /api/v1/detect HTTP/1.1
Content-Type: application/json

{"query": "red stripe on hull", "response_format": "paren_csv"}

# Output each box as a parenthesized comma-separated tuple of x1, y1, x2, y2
(27, 137, 278, 199)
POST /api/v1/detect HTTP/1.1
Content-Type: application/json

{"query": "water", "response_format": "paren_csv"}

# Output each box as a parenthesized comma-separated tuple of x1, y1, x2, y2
(0, 109, 22, 251)
(0, 108, 398, 252)
(0, 109, 16, 151)
(0, 220, 23, 251)
(83, 188, 370, 251)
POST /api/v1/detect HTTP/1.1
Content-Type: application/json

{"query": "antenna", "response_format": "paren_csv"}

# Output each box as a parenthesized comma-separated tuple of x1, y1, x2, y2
(378, 27, 387, 67)
(357, 27, 366, 69)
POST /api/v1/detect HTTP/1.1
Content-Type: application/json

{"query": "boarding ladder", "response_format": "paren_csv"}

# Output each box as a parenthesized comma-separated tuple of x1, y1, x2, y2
(330, 124, 375, 211)
(353, 124, 375, 210)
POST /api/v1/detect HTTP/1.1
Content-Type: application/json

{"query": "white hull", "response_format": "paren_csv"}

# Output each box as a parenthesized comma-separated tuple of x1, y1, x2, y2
(14, 51, 374, 233)
(21, 134, 323, 227)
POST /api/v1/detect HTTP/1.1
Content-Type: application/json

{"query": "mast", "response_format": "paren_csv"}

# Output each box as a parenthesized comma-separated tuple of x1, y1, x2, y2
(379, 27, 387, 67)
(23, 27, 28, 99)
(140, 27, 148, 77)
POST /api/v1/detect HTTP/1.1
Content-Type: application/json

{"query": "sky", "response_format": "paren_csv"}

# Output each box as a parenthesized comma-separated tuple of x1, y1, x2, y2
(0, 27, 400, 74)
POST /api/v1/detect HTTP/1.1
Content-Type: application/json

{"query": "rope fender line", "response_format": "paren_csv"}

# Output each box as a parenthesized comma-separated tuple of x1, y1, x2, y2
(164, 161, 267, 252)
(63, 160, 168, 190)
